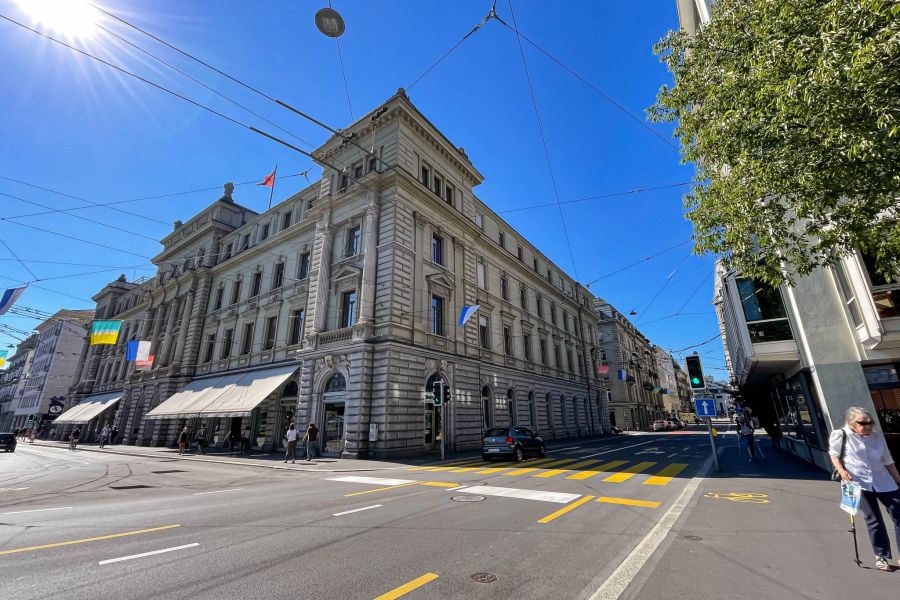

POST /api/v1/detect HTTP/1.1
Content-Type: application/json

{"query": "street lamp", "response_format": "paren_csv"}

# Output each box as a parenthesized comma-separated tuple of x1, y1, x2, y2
(315, 7, 346, 38)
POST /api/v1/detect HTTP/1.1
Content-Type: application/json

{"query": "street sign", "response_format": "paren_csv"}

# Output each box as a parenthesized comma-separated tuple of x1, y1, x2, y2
(735, 405, 744, 414)
(694, 398, 717, 417)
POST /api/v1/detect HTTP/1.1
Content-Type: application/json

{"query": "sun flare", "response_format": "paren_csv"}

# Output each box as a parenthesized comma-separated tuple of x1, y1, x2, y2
(17, 0, 99, 39)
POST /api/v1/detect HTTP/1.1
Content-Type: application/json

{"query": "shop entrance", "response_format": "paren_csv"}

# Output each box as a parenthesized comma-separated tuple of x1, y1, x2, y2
(322, 373, 347, 456)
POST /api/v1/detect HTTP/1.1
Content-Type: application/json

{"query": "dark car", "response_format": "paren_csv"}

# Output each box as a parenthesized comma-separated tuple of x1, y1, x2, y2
(0, 433, 16, 452)
(482, 426, 545, 462)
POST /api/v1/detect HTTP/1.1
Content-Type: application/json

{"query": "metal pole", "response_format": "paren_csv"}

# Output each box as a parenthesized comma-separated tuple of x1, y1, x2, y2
(438, 380, 445, 461)
(707, 416, 720, 471)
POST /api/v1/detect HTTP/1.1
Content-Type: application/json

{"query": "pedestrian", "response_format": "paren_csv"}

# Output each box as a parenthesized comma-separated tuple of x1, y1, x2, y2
(240, 426, 250, 454)
(13, 427, 19, 440)
(99, 425, 111, 449)
(111, 427, 119, 445)
(69, 426, 81, 451)
(284, 422, 299, 464)
(830, 406, 900, 571)
(303, 422, 318, 462)
(222, 430, 235, 454)
(738, 416, 756, 461)
(194, 426, 208, 455)
(177, 426, 190, 455)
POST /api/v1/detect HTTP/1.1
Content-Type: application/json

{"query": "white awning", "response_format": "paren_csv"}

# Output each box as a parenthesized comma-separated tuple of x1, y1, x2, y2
(54, 392, 122, 424)
(145, 364, 298, 420)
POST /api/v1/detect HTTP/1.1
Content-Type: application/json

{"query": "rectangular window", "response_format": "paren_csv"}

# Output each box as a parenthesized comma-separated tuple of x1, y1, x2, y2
(264, 316, 277, 350)
(241, 234, 250, 251)
(736, 277, 793, 341)
(517, 245, 523, 261)
(272, 263, 285, 289)
(500, 274, 508, 300)
(204, 333, 216, 363)
(339, 173, 349, 190)
(250, 272, 262, 297)
(563, 310, 570, 333)
(498, 231, 505, 249)
(431, 295, 444, 336)
(833, 262, 863, 327)
(432, 233, 443, 265)
(421, 164, 430, 186)
(566, 349, 573, 373)
(861, 251, 900, 319)
(537, 295, 544, 319)
(307, 199, 315, 211)
(230, 281, 242, 305)
(523, 333, 532, 361)
(289, 309, 305, 345)
(213, 287, 224, 311)
(341, 290, 358, 328)
(433, 174, 442, 197)
(520, 285, 527, 309)
(241, 322, 254, 355)
(479, 315, 490, 349)
(540, 339, 548, 365)
(223, 242, 233, 260)
(503, 326, 512, 355)
(353, 163, 363, 179)
(220, 328, 233, 359)
(260, 223, 270, 240)
(298, 252, 311, 279)
(445, 185, 454, 206)
(554, 345, 562, 369)
(346, 226, 361, 257)
(368, 156, 377, 172)
(475, 212, 483, 229)
(533, 257, 539, 272)
(550, 303, 557, 326)
(282, 211, 292, 230)
(477, 262, 486, 289)
(547, 269, 553, 283)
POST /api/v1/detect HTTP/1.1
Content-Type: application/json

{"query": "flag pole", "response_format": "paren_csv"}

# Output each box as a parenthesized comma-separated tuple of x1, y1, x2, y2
(267, 164, 278, 210)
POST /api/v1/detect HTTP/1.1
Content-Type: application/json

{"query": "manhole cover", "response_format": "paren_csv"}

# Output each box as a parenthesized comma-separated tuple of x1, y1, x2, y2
(451, 495, 486, 502)
(684, 535, 703, 541)
(151, 470, 186, 474)
(109, 485, 153, 490)
(471, 573, 497, 584)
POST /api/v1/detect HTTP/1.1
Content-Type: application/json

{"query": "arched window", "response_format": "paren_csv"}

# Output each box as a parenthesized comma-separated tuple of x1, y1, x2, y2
(281, 380, 298, 398)
(481, 386, 493, 429)
(545, 393, 553, 433)
(507, 389, 516, 426)
(324, 373, 346, 393)
(528, 392, 536, 428)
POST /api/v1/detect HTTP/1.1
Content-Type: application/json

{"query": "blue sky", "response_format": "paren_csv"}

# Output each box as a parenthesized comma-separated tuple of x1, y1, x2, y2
(0, 1, 728, 377)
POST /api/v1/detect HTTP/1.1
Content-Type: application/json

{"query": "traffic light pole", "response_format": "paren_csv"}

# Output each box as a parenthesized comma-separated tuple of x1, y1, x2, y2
(437, 380, 445, 461)
(706, 416, 720, 471)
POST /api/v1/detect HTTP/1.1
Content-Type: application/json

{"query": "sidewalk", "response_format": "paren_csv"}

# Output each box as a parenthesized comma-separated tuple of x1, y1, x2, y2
(27, 439, 443, 473)
(628, 432, 899, 599)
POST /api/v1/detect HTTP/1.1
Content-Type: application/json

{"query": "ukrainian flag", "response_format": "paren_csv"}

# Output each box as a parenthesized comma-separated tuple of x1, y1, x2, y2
(90, 320, 122, 345)
(0, 350, 7, 367)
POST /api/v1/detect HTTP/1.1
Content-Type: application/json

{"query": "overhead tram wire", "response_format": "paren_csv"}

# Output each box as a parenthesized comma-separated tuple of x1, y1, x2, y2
(506, 0, 579, 281)
(584, 239, 692, 287)
(0, 14, 379, 200)
(634, 251, 693, 324)
(335, 37, 354, 122)
(0, 237, 38, 280)
(497, 17, 679, 152)
(0, 274, 94, 304)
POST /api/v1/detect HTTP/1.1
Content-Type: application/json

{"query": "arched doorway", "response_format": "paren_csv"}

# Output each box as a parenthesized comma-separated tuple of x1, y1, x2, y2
(424, 373, 446, 449)
(274, 380, 299, 450)
(481, 386, 493, 429)
(322, 373, 347, 456)
(507, 389, 516, 426)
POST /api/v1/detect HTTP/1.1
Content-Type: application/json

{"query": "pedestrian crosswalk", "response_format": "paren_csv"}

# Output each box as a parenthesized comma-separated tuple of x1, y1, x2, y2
(408, 457, 691, 486)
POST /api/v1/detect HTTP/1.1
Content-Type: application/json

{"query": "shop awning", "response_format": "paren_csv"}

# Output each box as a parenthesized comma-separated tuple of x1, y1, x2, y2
(54, 392, 122, 424)
(145, 364, 299, 419)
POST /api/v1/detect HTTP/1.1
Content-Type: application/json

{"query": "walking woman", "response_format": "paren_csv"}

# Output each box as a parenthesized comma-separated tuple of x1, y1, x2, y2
(830, 407, 900, 571)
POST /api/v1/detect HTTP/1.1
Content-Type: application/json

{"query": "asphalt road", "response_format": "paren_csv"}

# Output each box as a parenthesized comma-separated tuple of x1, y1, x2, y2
(1, 430, 716, 600)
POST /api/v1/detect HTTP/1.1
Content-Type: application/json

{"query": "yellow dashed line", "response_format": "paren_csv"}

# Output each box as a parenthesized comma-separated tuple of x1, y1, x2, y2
(603, 462, 657, 483)
(534, 459, 602, 478)
(0, 524, 181, 556)
(537, 495, 596, 524)
(597, 496, 661, 508)
(565, 460, 628, 480)
(418, 481, 460, 488)
(643, 463, 688, 486)
(374, 573, 439, 600)
(344, 482, 420, 497)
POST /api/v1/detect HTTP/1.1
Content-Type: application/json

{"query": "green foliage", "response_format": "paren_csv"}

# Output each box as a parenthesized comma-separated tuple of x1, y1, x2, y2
(650, 0, 900, 285)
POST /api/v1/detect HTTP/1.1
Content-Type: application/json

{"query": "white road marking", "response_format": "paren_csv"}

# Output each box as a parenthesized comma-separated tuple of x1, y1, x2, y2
(0, 487, 29, 492)
(586, 457, 712, 600)
(332, 504, 383, 516)
(579, 439, 665, 459)
(552, 446, 581, 451)
(451, 485, 581, 504)
(2, 506, 72, 515)
(98, 543, 199, 565)
(327, 476, 417, 486)
(193, 488, 243, 496)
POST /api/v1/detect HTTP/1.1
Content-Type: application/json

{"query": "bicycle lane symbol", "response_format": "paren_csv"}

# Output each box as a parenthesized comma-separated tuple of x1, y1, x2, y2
(704, 492, 769, 504)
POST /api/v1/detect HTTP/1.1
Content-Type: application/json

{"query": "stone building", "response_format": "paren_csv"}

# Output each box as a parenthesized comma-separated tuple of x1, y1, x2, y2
(593, 299, 664, 430)
(0, 334, 38, 431)
(653, 346, 681, 416)
(67, 91, 608, 457)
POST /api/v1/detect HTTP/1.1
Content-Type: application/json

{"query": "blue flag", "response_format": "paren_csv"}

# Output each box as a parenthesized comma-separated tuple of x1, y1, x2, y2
(458, 305, 480, 327)
(0, 286, 26, 316)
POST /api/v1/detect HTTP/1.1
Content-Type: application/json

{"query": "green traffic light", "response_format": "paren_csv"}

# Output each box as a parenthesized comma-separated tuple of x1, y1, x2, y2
(691, 377, 701, 384)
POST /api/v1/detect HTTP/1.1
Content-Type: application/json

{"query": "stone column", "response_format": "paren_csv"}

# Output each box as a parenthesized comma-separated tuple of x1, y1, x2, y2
(156, 301, 179, 368)
(115, 322, 132, 381)
(148, 305, 166, 363)
(171, 290, 194, 368)
(311, 221, 335, 333)
(358, 194, 380, 325)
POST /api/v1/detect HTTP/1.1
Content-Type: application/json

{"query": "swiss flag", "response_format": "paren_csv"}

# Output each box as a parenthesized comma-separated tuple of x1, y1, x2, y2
(257, 168, 276, 188)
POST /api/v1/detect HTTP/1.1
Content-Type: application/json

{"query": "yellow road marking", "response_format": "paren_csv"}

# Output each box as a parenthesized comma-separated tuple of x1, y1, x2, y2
(503, 458, 576, 476)
(643, 463, 689, 486)
(603, 462, 657, 483)
(418, 481, 460, 488)
(704, 492, 769, 504)
(476, 466, 515, 474)
(537, 495, 596, 524)
(344, 482, 420, 497)
(374, 572, 439, 600)
(0, 524, 181, 556)
(448, 466, 484, 473)
(534, 459, 602, 478)
(566, 460, 628, 480)
(597, 496, 661, 508)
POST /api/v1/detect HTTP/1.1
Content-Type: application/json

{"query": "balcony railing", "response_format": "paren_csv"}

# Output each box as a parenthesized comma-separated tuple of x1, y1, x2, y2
(319, 327, 353, 346)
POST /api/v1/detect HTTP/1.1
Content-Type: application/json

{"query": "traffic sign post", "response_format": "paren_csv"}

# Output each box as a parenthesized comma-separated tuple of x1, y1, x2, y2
(434, 381, 445, 461)
(694, 398, 720, 471)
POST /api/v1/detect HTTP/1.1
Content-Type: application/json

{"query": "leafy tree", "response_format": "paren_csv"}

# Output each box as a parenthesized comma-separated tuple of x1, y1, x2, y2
(650, 0, 900, 285)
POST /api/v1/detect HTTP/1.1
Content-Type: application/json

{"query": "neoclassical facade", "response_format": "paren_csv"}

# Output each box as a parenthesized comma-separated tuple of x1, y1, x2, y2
(64, 91, 608, 457)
